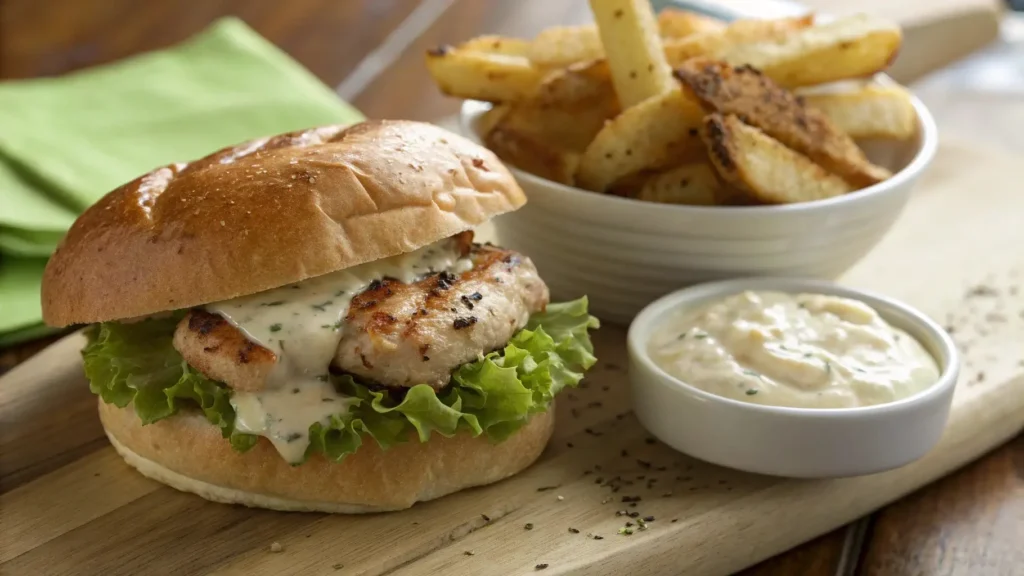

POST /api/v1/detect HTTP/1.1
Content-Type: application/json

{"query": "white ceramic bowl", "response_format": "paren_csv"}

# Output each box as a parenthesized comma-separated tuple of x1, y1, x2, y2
(627, 278, 959, 478)
(460, 93, 938, 326)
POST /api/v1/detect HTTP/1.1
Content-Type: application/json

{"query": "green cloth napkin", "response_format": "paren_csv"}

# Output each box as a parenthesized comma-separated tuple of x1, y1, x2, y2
(0, 17, 364, 346)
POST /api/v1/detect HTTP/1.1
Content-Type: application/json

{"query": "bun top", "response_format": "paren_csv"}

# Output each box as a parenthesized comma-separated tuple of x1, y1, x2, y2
(42, 120, 526, 327)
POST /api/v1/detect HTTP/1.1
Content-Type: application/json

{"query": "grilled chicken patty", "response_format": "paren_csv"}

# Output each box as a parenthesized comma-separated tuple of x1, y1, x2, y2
(173, 243, 549, 391)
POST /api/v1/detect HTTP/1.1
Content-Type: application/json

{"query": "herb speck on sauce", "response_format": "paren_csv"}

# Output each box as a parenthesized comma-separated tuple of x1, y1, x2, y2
(311, 300, 333, 312)
(261, 301, 285, 307)
(745, 389, 759, 396)
(284, 432, 302, 443)
(292, 388, 301, 394)
(269, 323, 282, 332)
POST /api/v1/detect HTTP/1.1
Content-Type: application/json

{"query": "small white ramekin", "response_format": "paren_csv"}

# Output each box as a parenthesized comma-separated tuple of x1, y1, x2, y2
(627, 277, 959, 478)
(460, 88, 938, 326)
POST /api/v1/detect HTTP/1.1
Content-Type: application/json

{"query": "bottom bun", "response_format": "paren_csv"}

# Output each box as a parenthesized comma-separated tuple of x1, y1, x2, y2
(98, 400, 555, 512)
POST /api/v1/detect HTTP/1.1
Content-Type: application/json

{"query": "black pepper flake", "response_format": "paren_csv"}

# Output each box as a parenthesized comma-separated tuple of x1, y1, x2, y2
(284, 432, 302, 442)
(568, 528, 580, 534)
(536, 485, 559, 492)
(671, 519, 678, 523)
(588, 401, 602, 408)
(291, 387, 300, 394)
(481, 514, 491, 522)
(624, 522, 634, 528)
(621, 449, 629, 457)
(269, 323, 282, 332)
(621, 496, 641, 503)
(628, 512, 639, 518)
(453, 316, 478, 330)
(422, 355, 430, 361)
(524, 522, 534, 530)
(643, 515, 655, 522)
(464, 551, 475, 556)
(437, 270, 457, 290)
(332, 563, 344, 570)
(566, 442, 574, 448)
(584, 427, 601, 436)
(636, 459, 651, 469)
(593, 535, 605, 540)
(535, 564, 549, 571)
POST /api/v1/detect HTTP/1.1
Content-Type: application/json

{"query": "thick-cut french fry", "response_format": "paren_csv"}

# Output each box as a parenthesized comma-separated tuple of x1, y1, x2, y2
(675, 58, 891, 187)
(506, 61, 619, 151)
(664, 16, 814, 68)
(532, 60, 616, 109)
(485, 126, 580, 185)
(715, 14, 902, 88)
(658, 9, 726, 38)
(802, 85, 917, 139)
(527, 10, 723, 69)
(460, 35, 533, 57)
(610, 163, 722, 205)
(477, 104, 510, 137)
(484, 61, 619, 185)
(576, 87, 705, 192)
(589, 0, 676, 107)
(425, 46, 545, 102)
(702, 113, 852, 204)
(528, 26, 605, 68)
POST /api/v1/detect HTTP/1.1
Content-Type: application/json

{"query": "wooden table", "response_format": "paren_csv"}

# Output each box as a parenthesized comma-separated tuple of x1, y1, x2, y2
(2, 1, 1021, 574)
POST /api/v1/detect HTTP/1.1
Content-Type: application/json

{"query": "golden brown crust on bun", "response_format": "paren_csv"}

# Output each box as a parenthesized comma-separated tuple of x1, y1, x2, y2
(98, 400, 554, 512)
(43, 120, 526, 327)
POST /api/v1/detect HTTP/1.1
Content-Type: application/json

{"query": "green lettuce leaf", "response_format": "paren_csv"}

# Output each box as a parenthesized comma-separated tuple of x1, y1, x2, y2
(83, 298, 599, 464)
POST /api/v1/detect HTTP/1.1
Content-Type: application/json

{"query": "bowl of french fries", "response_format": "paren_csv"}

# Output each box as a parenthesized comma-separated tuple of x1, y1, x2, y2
(427, 1, 937, 325)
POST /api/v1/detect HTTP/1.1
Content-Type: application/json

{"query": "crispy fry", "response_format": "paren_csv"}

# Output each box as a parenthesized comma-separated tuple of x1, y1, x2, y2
(589, 0, 676, 107)
(532, 60, 616, 109)
(657, 9, 726, 38)
(702, 113, 853, 204)
(485, 126, 579, 185)
(528, 26, 605, 68)
(528, 10, 724, 69)
(460, 35, 533, 57)
(675, 58, 890, 187)
(576, 87, 705, 192)
(610, 163, 722, 205)
(476, 104, 510, 137)
(664, 15, 814, 67)
(425, 46, 544, 102)
(715, 14, 902, 88)
(802, 85, 917, 139)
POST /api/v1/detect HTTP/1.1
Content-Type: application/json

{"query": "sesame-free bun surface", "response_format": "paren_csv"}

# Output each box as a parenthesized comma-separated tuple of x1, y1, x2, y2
(98, 400, 554, 512)
(43, 120, 526, 327)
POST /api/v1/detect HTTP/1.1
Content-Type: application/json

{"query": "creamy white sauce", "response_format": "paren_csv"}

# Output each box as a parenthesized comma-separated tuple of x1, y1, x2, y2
(648, 291, 941, 409)
(208, 239, 473, 463)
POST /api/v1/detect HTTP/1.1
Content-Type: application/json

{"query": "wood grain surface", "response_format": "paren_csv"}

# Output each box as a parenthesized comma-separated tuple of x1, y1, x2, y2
(0, 1, 1020, 574)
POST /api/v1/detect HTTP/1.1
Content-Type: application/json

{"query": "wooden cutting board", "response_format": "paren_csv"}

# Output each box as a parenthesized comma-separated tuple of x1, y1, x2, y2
(2, 141, 1023, 576)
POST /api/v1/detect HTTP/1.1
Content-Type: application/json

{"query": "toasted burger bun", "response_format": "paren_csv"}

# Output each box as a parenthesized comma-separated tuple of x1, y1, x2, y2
(43, 120, 525, 327)
(99, 400, 555, 512)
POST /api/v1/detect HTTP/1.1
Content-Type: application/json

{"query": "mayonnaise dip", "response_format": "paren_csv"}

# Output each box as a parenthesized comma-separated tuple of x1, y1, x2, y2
(647, 291, 941, 409)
